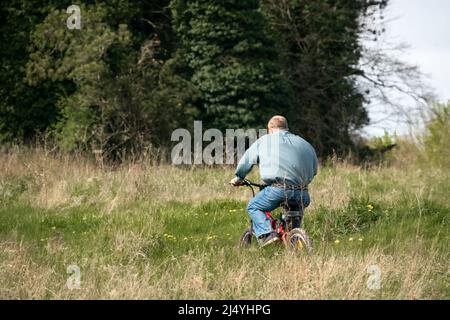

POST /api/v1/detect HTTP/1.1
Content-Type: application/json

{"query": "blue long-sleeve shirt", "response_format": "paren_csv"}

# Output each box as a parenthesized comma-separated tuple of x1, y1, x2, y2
(235, 130, 318, 186)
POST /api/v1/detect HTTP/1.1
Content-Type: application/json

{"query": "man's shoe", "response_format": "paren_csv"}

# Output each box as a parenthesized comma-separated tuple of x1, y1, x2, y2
(258, 232, 280, 247)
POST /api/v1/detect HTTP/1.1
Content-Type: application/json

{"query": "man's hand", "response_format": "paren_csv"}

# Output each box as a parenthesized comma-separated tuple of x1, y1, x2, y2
(229, 176, 244, 187)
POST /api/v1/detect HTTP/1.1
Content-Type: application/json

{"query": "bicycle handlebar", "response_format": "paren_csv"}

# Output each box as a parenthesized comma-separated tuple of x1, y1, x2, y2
(242, 179, 265, 188)
(241, 179, 267, 197)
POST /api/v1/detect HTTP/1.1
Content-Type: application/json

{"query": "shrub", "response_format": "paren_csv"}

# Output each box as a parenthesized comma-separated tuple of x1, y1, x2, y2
(422, 101, 450, 168)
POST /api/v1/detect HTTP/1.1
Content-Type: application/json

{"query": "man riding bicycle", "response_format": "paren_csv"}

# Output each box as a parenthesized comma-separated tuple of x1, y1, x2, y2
(230, 116, 318, 247)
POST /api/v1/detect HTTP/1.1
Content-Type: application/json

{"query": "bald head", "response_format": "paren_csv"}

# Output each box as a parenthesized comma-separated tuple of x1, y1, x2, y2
(268, 115, 288, 133)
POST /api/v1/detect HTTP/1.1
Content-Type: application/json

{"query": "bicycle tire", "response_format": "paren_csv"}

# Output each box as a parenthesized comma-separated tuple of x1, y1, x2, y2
(286, 228, 313, 253)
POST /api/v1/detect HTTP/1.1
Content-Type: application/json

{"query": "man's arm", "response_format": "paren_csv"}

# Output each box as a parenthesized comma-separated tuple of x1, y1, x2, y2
(235, 140, 259, 179)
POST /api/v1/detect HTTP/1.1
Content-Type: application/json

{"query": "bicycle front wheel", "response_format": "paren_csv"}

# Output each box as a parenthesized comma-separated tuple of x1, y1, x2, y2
(238, 228, 253, 248)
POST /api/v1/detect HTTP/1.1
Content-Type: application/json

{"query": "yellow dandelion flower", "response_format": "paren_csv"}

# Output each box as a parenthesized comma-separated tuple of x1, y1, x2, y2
(358, 237, 363, 241)
(334, 239, 340, 244)
(349, 237, 354, 241)
(367, 204, 374, 211)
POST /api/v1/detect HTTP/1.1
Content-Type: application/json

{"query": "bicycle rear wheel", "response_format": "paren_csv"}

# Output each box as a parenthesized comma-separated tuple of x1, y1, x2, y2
(286, 228, 312, 253)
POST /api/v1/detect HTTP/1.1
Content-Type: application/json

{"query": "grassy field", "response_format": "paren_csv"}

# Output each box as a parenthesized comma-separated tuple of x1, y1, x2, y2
(0, 148, 448, 299)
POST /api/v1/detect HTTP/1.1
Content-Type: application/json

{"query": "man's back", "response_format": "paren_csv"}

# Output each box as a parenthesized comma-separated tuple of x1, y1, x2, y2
(235, 130, 318, 186)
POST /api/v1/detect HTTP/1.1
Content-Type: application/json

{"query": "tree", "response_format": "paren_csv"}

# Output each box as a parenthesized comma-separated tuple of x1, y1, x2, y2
(0, 0, 73, 143)
(170, 0, 293, 130)
(262, 0, 388, 157)
(25, 3, 195, 161)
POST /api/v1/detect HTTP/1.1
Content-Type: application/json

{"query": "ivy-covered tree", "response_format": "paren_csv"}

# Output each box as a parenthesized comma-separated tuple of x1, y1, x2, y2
(262, 0, 388, 157)
(170, 0, 293, 130)
(2, 0, 416, 162)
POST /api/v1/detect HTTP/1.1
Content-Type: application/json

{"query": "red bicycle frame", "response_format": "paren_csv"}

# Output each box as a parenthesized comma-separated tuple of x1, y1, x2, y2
(264, 211, 287, 242)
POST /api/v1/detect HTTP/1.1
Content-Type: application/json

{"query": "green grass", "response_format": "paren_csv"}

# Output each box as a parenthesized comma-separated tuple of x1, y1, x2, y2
(0, 150, 449, 299)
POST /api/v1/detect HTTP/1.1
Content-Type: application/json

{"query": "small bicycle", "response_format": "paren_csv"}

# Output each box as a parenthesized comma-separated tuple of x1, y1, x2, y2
(237, 179, 313, 252)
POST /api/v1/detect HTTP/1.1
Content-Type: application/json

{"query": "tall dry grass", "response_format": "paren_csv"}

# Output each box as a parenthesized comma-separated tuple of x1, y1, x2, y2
(0, 146, 448, 299)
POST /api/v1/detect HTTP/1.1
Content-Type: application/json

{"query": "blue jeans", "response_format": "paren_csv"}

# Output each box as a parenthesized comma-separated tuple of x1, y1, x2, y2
(247, 186, 311, 237)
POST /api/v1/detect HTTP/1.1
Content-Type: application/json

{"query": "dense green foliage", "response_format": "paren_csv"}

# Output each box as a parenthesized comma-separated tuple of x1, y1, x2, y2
(1, 0, 391, 160)
(0, 0, 71, 142)
(170, 0, 292, 129)
(25, 3, 196, 158)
